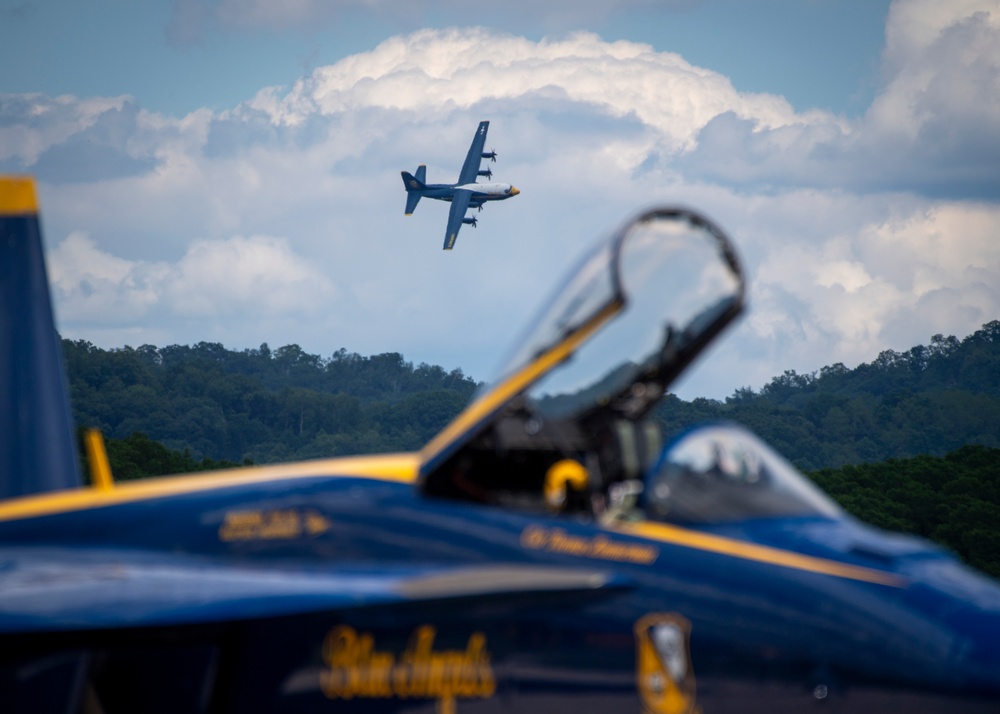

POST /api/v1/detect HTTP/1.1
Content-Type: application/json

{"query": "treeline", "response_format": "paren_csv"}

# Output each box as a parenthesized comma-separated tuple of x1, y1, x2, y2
(810, 445, 1000, 579)
(656, 321, 1000, 470)
(65, 340, 479, 465)
(82, 431, 245, 481)
(66, 321, 1000, 471)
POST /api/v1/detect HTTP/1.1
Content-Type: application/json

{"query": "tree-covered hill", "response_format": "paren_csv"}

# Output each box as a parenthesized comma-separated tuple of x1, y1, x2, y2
(655, 321, 1000, 470)
(65, 320, 1000, 471)
(83, 431, 246, 481)
(65, 340, 479, 464)
(810, 445, 1000, 579)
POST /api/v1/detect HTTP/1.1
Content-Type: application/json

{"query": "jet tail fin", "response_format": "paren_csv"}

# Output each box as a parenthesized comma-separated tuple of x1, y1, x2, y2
(401, 165, 427, 215)
(0, 176, 82, 499)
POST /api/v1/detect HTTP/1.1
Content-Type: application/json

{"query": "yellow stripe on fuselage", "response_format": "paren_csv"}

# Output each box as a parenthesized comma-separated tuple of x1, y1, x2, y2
(0, 176, 38, 214)
(610, 520, 904, 587)
(0, 450, 900, 586)
(0, 453, 420, 524)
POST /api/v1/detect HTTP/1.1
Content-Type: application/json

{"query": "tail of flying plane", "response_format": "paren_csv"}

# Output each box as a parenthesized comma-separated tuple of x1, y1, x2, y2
(0, 176, 82, 498)
(401, 165, 427, 215)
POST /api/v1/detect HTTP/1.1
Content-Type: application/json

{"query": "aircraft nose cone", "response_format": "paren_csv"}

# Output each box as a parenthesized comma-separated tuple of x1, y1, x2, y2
(511, 187, 520, 196)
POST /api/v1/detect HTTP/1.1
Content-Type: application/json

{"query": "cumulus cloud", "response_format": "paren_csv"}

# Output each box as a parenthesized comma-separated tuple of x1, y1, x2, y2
(720, 197, 1000, 394)
(247, 28, 796, 150)
(4, 0, 999, 397)
(0, 94, 140, 166)
(49, 232, 335, 331)
(48, 233, 167, 322)
(680, 0, 1000, 197)
(167, 235, 337, 315)
(865, 0, 1000, 195)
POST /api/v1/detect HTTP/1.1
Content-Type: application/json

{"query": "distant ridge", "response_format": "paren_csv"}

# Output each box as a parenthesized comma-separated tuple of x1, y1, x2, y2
(657, 320, 1000, 470)
(64, 340, 478, 465)
(65, 320, 999, 471)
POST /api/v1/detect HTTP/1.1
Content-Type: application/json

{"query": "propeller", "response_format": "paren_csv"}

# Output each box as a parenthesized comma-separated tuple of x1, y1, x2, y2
(463, 216, 478, 228)
(478, 168, 493, 180)
(481, 149, 497, 163)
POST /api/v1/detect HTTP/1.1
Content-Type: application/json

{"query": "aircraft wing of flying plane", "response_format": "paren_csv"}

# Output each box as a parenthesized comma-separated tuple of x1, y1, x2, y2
(444, 189, 474, 250)
(401, 120, 520, 250)
(457, 119, 491, 185)
(3, 176, 1000, 713)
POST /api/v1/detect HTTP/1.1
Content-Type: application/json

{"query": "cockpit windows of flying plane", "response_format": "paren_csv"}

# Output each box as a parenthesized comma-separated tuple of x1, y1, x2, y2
(645, 424, 843, 525)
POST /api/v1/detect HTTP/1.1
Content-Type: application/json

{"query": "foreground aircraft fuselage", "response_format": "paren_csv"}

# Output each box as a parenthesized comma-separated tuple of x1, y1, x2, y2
(401, 120, 520, 250)
(4, 456, 1000, 713)
(2, 178, 999, 713)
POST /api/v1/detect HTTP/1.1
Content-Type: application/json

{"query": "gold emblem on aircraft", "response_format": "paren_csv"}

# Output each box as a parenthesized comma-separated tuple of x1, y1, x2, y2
(218, 508, 332, 541)
(635, 613, 699, 714)
(321, 625, 496, 714)
(520, 524, 659, 564)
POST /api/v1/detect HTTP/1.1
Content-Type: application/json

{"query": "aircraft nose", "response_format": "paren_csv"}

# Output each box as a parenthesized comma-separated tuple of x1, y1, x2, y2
(907, 559, 1000, 696)
(510, 187, 520, 196)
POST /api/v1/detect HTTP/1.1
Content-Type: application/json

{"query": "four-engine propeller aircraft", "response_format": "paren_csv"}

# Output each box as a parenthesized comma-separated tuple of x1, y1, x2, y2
(401, 120, 519, 250)
(3, 174, 1000, 713)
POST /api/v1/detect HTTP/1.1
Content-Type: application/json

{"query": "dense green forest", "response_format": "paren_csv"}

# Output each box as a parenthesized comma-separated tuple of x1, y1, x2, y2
(65, 341, 479, 464)
(811, 445, 1000, 579)
(655, 321, 1000, 470)
(66, 320, 1000, 470)
(82, 431, 246, 481)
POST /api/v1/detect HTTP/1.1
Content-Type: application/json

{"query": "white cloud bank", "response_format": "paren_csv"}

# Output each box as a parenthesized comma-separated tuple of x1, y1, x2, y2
(2, 0, 997, 398)
(48, 232, 335, 341)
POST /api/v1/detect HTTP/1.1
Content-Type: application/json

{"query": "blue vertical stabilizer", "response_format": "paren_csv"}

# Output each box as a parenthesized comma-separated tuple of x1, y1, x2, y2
(0, 177, 81, 498)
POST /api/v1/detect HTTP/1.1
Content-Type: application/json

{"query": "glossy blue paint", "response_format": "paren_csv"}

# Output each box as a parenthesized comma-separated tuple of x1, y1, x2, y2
(0, 202, 81, 498)
(3, 470, 999, 707)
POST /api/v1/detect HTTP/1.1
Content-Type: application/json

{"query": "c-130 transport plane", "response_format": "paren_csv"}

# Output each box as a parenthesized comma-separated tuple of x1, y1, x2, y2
(401, 120, 519, 250)
(2, 175, 1000, 712)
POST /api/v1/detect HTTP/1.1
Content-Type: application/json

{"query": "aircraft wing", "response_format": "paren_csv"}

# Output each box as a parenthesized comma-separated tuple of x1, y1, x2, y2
(457, 120, 490, 185)
(443, 189, 473, 250)
(0, 546, 625, 633)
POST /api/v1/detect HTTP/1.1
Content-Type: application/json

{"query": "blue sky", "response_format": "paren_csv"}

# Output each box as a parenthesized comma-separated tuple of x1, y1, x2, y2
(3, 0, 890, 116)
(2, 0, 998, 400)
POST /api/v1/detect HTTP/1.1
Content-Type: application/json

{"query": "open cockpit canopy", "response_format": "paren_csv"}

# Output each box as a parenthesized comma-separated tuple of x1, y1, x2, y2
(501, 209, 744, 423)
(420, 208, 746, 509)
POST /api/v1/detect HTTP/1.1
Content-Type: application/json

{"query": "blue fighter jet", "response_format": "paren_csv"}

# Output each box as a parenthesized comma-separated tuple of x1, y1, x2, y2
(2, 175, 1000, 713)
(401, 120, 520, 250)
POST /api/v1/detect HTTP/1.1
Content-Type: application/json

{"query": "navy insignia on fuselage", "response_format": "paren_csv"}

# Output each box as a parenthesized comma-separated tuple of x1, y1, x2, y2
(635, 613, 699, 714)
